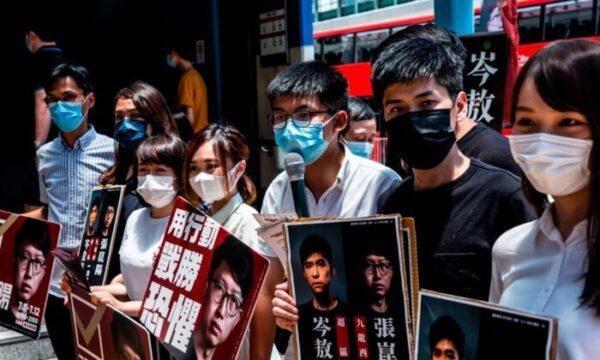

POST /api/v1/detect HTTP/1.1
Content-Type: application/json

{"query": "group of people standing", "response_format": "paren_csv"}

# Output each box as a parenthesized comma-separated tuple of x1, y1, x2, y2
(19, 20, 600, 360)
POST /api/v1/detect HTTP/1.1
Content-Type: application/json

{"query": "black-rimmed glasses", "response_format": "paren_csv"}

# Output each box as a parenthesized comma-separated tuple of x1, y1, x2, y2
(268, 110, 332, 130)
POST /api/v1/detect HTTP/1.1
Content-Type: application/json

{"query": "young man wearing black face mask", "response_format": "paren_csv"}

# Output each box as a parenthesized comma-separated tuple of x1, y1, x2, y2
(374, 24, 520, 176)
(373, 24, 535, 300)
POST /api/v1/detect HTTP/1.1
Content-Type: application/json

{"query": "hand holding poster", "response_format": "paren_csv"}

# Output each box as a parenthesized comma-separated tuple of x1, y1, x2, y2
(139, 197, 269, 359)
(0, 210, 59, 338)
(68, 284, 153, 360)
(78, 185, 125, 286)
(416, 290, 558, 360)
(285, 216, 414, 360)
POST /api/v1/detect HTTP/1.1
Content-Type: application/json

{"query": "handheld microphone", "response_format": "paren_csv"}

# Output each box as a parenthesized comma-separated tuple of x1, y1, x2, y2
(284, 153, 310, 218)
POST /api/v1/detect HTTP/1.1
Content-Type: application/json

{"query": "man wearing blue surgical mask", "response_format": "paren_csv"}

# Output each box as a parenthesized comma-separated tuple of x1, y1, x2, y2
(25, 63, 115, 360)
(265, 63, 402, 357)
(262, 61, 401, 219)
(342, 98, 377, 160)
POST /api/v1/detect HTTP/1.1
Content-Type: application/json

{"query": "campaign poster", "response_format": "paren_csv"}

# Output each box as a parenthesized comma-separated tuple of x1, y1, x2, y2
(285, 216, 413, 360)
(460, 32, 509, 132)
(68, 285, 153, 360)
(139, 196, 269, 360)
(416, 290, 557, 360)
(0, 211, 60, 338)
(78, 186, 125, 286)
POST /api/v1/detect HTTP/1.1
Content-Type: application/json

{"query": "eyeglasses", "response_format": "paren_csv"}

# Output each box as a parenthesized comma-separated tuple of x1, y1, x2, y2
(16, 254, 46, 275)
(209, 279, 243, 318)
(268, 110, 332, 130)
(363, 261, 392, 276)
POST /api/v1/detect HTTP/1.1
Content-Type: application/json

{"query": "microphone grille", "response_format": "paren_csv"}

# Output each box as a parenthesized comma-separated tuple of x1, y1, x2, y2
(284, 152, 305, 179)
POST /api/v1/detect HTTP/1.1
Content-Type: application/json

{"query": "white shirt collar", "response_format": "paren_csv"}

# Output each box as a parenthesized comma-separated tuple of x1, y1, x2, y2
(537, 205, 588, 245)
(211, 193, 244, 225)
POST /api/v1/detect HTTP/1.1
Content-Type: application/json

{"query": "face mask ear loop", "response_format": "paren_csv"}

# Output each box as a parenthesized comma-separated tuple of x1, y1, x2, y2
(322, 112, 339, 145)
(81, 94, 90, 121)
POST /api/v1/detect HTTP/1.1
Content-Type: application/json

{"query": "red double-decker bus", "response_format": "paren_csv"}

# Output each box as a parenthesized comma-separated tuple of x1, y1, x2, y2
(313, 0, 600, 97)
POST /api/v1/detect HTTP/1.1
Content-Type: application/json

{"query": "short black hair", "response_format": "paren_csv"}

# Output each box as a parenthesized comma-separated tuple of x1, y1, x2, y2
(13, 218, 51, 258)
(90, 195, 101, 211)
(137, 135, 187, 192)
(166, 36, 195, 62)
(44, 63, 94, 95)
(209, 235, 254, 301)
(429, 315, 465, 359)
(347, 98, 376, 122)
(371, 23, 466, 103)
(266, 61, 348, 113)
(24, 16, 58, 42)
(299, 234, 333, 267)
(111, 313, 146, 360)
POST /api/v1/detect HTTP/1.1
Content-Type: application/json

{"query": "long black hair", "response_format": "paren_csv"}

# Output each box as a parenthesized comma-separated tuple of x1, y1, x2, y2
(100, 81, 178, 186)
(511, 39, 600, 313)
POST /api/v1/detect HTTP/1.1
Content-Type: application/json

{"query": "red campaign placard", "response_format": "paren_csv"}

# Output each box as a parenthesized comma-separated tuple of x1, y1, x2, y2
(335, 315, 350, 358)
(139, 197, 269, 359)
(0, 210, 60, 339)
(68, 285, 153, 360)
(354, 316, 369, 359)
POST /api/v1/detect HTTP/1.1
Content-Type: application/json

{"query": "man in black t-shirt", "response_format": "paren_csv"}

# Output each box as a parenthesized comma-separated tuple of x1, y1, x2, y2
(297, 235, 353, 359)
(371, 24, 535, 300)
(376, 24, 519, 176)
(457, 122, 521, 175)
(25, 24, 66, 146)
(23, 23, 67, 211)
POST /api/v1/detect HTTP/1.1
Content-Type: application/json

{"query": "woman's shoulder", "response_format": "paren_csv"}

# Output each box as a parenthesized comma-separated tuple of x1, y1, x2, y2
(493, 219, 539, 257)
(125, 207, 151, 226)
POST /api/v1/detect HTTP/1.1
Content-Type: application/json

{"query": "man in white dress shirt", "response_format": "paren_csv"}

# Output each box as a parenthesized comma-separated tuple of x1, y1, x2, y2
(262, 61, 401, 354)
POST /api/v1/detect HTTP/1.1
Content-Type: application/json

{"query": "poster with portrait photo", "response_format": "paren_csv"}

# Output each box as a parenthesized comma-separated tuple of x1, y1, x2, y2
(0, 210, 60, 338)
(416, 290, 558, 360)
(285, 216, 413, 360)
(139, 196, 269, 360)
(78, 185, 125, 286)
(400, 217, 420, 333)
(68, 284, 153, 360)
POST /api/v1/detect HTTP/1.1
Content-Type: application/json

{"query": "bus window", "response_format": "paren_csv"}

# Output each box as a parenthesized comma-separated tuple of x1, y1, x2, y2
(518, 6, 542, 43)
(322, 34, 355, 65)
(341, 0, 357, 16)
(355, 29, 390, 62)
(544, 0, 594, 41)
(358, 0, 375, 13)
(317, 0, 339, 21)
(314, 38, 323, 61)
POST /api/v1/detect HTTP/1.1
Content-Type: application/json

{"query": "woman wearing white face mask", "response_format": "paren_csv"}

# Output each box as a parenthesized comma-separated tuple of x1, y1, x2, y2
(490, 40, 600, 359)
(182, 124, 284, 360)
(89, 135, 186, 316)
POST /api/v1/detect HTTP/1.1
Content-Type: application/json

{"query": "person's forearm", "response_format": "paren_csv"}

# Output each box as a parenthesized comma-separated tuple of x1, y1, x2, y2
(250, 257, 284, 358)
(91, 282, 128, 298)
(118, 301, 142, 317)
(34, 92, 51, 144)
(250, 294, 277, 359)
(184, 106, 195, 126)
(23, 206, 47, 219)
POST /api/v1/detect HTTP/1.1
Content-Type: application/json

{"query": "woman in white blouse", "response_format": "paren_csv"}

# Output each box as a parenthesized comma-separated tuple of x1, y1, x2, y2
(183, 124, 284, 360)
(490, 40, 600, 359)
(90, 135, 186, 316)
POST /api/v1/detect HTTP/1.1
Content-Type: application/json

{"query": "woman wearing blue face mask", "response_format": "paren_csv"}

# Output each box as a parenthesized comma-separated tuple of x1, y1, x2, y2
(99, 81, 179, 281)
(489, 40, 600, 359)
(183, 124, 284, 360)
